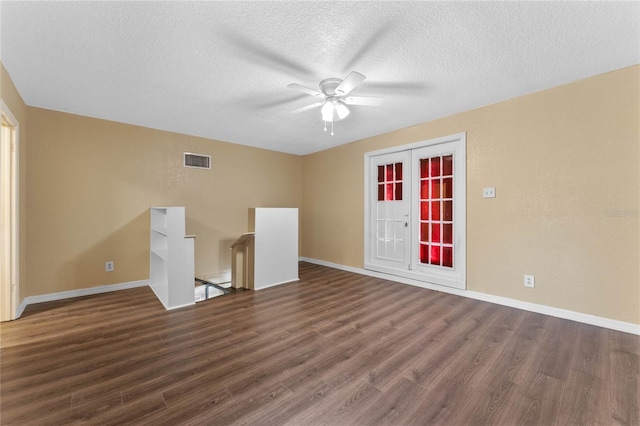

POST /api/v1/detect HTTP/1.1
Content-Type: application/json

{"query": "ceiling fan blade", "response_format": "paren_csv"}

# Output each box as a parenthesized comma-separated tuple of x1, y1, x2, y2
(344, 96, 383, 106)
(287, 83, 324, 98)
(222, 32, 314, 77)
(290, 102, 324, 114)
(335, 71, 366, 96)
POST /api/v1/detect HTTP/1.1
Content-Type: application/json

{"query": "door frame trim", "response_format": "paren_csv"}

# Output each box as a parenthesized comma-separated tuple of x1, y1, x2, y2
(364, 132, 466, 290)
(0, 99, 20, 321)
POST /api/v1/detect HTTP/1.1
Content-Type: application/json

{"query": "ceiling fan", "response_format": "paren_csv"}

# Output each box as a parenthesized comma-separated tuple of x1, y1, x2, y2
(287, 71, 382, 135)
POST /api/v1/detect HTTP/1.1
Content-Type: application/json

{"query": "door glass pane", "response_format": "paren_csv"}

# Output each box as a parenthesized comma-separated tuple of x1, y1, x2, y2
(420, 244, 429, 263)
(386, 164, 394, 181)
(420, 179, 429, 199)
(378, 165, 384, 183)
(420, 223, 429, 242)
(420, 159, 429, 178)
(443, 200, 453, 221)
(378, 184, 384, 201)
(395, 183, 402, 200)
(443, 178, 453, 199)
(430, 245, 441, 265)
(430, 157, 441, 177)
(431, 223, 440, 243)
(395, 163, 403, 180)
(442, 246, 453, 267)
(420, 202, 428, 220)
(431, 201, 440, 221)
(431, 179, 441, 199)
(386, 183, 394, 200)
(443, 223, 452, 244)
(394, 222, 405, 239)
(443, 155, 453, 176)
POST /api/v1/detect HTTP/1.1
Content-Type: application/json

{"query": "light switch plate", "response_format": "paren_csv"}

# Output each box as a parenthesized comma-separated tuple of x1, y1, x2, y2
(483, 187, 496, 198)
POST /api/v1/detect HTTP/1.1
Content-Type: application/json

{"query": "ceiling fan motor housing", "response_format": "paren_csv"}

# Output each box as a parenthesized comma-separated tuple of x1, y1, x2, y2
(319, 78, 342, 96)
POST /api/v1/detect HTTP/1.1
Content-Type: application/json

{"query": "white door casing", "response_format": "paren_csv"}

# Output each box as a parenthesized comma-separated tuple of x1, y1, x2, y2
(0, 100, 19, 321)
(364, 133, 466, 290)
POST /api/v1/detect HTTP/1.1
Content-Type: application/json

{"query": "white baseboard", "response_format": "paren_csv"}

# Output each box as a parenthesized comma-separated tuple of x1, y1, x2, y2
(148, 283, 196, 310)
(16, 280, 149, 318)
(299, 257, 640, 336)
(165, 301, 196, 310)
(16, 299, 28, 318)
(255, 278, 300, 291)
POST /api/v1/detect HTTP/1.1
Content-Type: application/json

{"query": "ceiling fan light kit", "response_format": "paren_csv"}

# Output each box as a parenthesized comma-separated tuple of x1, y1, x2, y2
(321, 98, 350, 121)
(288, 71, 382, 136)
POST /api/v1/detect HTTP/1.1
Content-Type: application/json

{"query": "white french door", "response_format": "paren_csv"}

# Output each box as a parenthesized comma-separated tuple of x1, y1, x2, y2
(365, 133, 466, 290)
(367, 150, 411, 271)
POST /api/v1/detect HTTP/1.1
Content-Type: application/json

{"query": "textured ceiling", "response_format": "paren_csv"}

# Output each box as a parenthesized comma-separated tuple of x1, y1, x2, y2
(1, 1, 639, 155)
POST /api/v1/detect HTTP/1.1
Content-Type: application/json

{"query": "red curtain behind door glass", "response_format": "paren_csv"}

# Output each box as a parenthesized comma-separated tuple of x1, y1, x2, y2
(419, 154, 453, 268)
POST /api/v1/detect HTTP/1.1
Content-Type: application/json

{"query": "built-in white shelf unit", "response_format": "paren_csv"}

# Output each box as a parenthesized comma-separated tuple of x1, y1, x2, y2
(149, 207, 195, 309)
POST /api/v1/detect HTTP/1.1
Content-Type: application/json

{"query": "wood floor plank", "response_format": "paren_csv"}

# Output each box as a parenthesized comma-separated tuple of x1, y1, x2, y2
(1, 261, 638, 425)
(153, 384, 235, 426)
(364, 324, 443, 391)
(555, 368, 609, 426)
(351, 376, 429, 426)
(608, 342, 640, 425)
(192, 382, 293, 425)
(94, 393, 169, 426)
(285, 379, 382, 426)
(523, 372, 566, 425)
(404, 373, 479, 425)
(401, 298, 498, 387)
(537, 317, 580, 381)
(238, 380, 335, 426)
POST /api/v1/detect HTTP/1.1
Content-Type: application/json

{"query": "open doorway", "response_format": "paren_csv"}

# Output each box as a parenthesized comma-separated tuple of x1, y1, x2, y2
(1, 101, 19, 321)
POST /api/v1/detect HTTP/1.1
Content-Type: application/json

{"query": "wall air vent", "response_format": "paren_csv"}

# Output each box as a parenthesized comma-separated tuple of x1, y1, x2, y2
(183, 152, 211, 169)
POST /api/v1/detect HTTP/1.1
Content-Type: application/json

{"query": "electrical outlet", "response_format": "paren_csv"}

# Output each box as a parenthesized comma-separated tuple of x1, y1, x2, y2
(483, 187, 496, 198)
(524, 274, 535, 288)
(105, 261, 114, 272)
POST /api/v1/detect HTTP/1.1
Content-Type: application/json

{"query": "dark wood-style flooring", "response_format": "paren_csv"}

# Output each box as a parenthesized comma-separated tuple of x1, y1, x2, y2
(1, 262, 638, 425)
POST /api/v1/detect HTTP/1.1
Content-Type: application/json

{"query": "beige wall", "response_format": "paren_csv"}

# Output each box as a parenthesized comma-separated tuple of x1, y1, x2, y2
(1, 62, 29, 307)
(4, 58, 639, 326)
(302, 65, 640, 325)
(27, 108, 301, 296)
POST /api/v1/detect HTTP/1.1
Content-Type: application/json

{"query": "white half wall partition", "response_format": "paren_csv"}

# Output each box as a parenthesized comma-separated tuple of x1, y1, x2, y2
(252, 208, 299, 290)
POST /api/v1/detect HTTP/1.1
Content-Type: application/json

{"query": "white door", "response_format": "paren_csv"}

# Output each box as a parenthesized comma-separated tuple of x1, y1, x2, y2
(367, 150, 411, 271)
(365, 133, 466, 290)
(410, 141, 466, 288)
